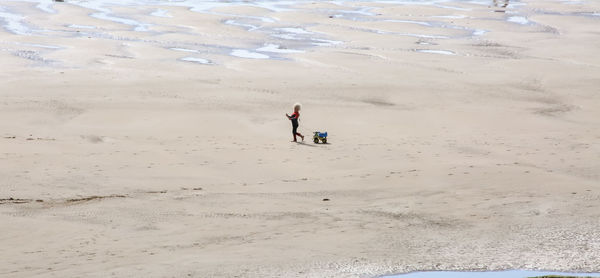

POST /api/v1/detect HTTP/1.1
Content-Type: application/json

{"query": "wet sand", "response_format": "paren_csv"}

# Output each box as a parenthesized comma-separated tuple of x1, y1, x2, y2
(1, 0, 599, 277)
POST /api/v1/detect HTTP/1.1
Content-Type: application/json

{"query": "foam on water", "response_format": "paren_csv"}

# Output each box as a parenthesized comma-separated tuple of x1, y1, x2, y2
(415, 49, 456, 55)
(373, 0, 473, 10)
(3, 0, 56, 13)
(433, 4, 471, 11)
(270, 25, 343, 48)
(68, 24, 96, 29)
(311, 38, 343, 46)
(163, 0, 293, 13)
(66, 1, 151, 32)
(170, 47, 200, 53)
(276, 27, 313, 34)
(560, 0, 585, 5)
(180, 57, 212, 64)
(90, 12, 151, 31)
(385, 19, 432, 26)
(272, 34, 300, 40)
(230, 49, 269, 59)
(330, 7, 376, 17)
(472, 29, 487, 36)
(35, 2, 56, 14)
(0, 6, 32, 35)
(507, 16, 529, 25)
(399, 33, 448, 39)
(224, 19, 259, 31)
(151, 9, 172, 18)
(431, 14, 467, 19)
(215, 12, 276, 23)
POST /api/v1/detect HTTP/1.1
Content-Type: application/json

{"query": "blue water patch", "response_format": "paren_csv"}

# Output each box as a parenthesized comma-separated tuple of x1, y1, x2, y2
(383, 270, 600, 278)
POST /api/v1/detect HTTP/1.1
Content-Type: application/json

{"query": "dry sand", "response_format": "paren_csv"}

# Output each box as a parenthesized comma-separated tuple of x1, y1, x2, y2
(1, 0, 599, 277)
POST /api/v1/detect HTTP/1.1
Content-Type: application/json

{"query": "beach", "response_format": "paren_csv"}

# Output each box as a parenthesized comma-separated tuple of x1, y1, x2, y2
(1, 0, 599, 277)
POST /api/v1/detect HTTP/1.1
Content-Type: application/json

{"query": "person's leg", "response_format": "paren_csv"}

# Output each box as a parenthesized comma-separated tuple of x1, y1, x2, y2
(297, 132, 304, 141)
(292, 125, 298, 142)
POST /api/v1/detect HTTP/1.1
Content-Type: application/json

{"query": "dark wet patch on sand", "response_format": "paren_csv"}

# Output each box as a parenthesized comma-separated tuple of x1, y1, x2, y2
(66, 194, 127, 203)
(1, 195, 127, 205)
(363, 98, 395, 107)
(0, 198, 43, 204)
(359, 210, 462, 229)
(534, 104, 577, 116)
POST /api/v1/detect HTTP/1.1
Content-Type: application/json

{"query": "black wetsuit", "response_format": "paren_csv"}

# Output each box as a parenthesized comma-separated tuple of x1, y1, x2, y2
(289, 111, 301, 141)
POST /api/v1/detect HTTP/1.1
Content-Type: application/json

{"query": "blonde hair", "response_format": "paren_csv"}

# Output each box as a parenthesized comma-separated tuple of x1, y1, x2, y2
(293, 103, 302, 111)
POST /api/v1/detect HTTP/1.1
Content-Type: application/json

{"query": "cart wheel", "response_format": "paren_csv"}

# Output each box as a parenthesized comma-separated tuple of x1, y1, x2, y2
(314, 138, 319, 144)
(322, 138, 327, 144)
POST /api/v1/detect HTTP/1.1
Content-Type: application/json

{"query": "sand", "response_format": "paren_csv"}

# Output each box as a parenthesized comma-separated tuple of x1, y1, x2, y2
(1, 0, 599, 277)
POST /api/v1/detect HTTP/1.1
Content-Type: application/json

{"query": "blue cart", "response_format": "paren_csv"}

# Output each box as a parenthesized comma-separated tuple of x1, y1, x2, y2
(313, 131, 328, 144)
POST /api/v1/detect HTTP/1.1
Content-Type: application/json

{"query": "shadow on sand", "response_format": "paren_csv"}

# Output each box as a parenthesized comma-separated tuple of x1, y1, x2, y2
(293, 141, 331, 147)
